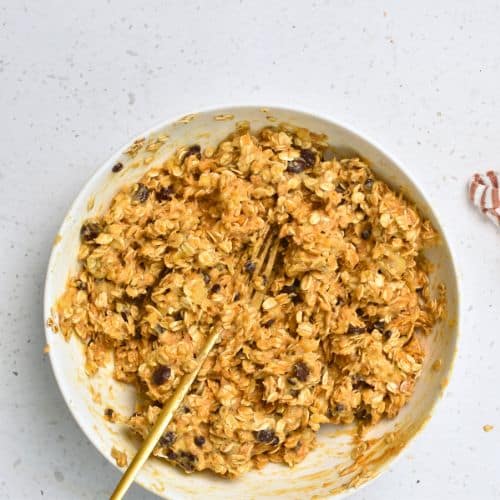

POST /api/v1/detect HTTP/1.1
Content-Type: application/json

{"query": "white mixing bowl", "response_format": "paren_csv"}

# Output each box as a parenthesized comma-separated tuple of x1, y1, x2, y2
(44, 105, 459, 499)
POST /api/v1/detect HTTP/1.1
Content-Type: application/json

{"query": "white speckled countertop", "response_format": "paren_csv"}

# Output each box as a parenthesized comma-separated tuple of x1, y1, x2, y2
(0, 1, 499, 498)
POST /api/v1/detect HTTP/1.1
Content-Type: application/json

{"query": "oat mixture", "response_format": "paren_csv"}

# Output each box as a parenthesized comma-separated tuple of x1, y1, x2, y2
(57, 123, 444, 476)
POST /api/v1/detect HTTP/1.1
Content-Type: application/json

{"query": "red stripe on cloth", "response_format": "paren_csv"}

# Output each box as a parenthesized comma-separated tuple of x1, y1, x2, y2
(480, 185, 488, 209)
(492, 186, 500, 209)
(469, 180, 479, 202)
(487, 170, 499, 188)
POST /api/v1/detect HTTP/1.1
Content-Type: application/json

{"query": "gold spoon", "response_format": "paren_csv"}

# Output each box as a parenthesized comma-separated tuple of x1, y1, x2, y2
(110, 230, 280, 499)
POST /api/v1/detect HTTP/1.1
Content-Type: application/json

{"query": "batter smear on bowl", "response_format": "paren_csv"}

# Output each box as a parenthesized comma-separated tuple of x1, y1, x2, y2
(57, 123, 445, 476)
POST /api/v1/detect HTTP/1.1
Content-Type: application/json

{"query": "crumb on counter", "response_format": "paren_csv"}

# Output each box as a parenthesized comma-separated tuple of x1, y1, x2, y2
(483, 424, 494, 433)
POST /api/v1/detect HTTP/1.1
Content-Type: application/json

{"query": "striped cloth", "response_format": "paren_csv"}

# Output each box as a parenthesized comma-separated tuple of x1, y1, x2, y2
(469, 171, 500, 226)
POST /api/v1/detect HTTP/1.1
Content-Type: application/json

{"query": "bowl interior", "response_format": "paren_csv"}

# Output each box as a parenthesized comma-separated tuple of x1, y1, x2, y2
(44, 106, 459, 499)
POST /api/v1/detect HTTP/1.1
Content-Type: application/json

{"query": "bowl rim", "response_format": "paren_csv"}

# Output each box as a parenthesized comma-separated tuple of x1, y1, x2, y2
(43, 103, 460, 499)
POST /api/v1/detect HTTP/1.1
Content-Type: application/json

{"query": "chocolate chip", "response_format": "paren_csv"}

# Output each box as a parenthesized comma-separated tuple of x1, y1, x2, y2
(160, 431, 176, 446)
(335, 184, 346, 193)
(180, 451, 196, 462)
(347, 325, 365, 334)
(361, 227, 372, 240)
(173, 311, 183, 321)
(194, 436, 205, 447)
(271, 436, 279, 446)
(290, 389, 300, 397)
(111, 162, 123, 173)
(244, 260, 256, 274)
(291, 294, 302, 305)
(154, 324, 166, 334)
(75, 279, 87, 290)
(134, 183, 150, 203)
(352, 375, 371, 390)
(120, 311, 128, 322)
(152, 365, 171, 385)
(373, 320, 385, 331)
(356, 308, 364, 316)
(255, 429, 276, 443)
(384, 330, 393, 340)
(156, 186, 174, 201)
(202, 272, 210, 284)
(263, 319, 275, 328)
(300, 149, 316, 168)
(80, 222, 100, 241)
(280, 278, 300, 296)
(104, 408, 114, 418)
(186, 144, 201, 159)
(166, 450, 177, 460)
(183, 406, 191, 413)
(177, 451, 196, 471)
(134, 327, 142, 340)
(364, 178, 374, 191)
(281, 278, 300, 294)
(293, 361, 310, 382)
(234, 292, 241, 301)
(287, 158, 306, 173)
(210, 284, 221, 293)
(152, 400, 163, 408)
(335, 403, 345, 413)
(355, 407, 371, 421)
